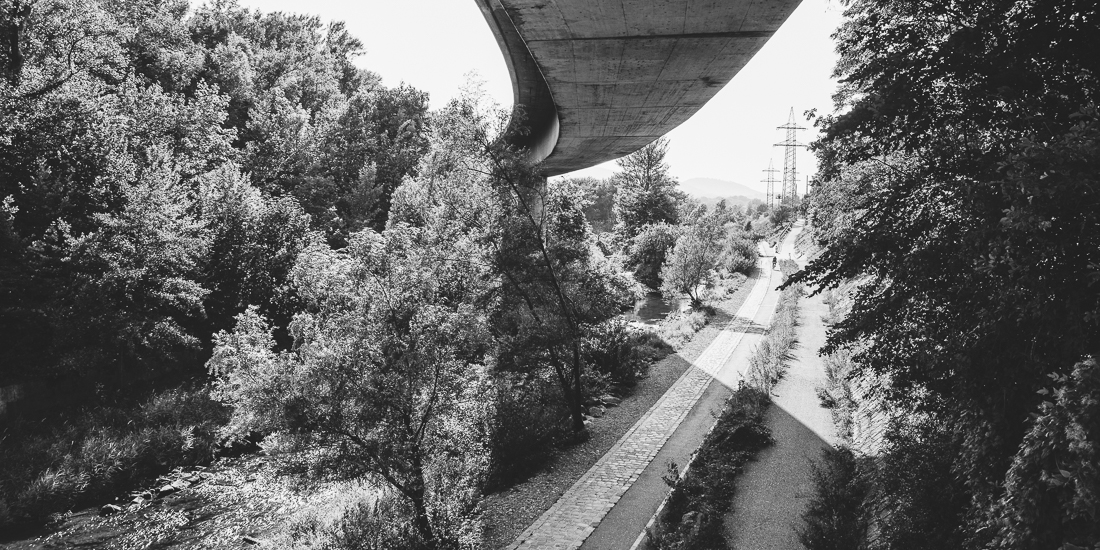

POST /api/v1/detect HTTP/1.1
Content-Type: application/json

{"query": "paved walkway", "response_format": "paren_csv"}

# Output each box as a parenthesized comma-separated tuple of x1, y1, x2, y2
(724, 219, 839, 549)
(506, 255, 778, 550)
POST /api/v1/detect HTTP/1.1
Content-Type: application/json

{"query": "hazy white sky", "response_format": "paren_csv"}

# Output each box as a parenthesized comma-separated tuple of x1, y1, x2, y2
(232, 0, 845, 194)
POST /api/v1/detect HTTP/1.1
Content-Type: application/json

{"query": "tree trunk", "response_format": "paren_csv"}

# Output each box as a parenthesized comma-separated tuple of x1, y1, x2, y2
(407, 455, 436, 548)
(570, 338, 585, 432)
(550, 345, 586, 432)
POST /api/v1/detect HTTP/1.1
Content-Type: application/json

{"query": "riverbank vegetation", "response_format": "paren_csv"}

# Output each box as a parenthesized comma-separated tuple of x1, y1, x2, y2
(795, 1, 1100, 548)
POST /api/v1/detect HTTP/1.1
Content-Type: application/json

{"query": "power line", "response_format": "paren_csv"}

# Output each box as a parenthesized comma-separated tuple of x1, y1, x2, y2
(774, 107, 805, 208)
(762, 159, 780, 209)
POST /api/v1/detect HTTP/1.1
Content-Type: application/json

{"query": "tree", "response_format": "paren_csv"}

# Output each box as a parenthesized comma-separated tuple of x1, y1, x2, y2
(566, 177, 615, 233)
(390, 85, 634, 433)
(612, 137, 684, 241)
(61, 148, 208, 386)
(795, 0, 1100, 545)
(626, 222, 678, 290)
(659, 212, 725, 306)
(197, 163, 313, 344)
(210, 227, 492, 548)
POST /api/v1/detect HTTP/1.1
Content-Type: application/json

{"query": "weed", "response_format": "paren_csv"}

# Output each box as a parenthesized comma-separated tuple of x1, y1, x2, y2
(0, 388, 228, 532)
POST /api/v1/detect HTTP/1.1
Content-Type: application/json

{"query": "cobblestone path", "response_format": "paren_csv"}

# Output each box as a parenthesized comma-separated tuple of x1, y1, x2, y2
(506, 260, 775, 550)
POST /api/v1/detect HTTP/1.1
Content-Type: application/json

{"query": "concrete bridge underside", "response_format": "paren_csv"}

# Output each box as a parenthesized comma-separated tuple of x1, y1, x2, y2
(475, 0, 804, 176)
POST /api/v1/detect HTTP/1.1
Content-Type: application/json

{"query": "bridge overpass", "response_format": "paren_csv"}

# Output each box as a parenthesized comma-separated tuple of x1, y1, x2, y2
(475, 0, 805, 176)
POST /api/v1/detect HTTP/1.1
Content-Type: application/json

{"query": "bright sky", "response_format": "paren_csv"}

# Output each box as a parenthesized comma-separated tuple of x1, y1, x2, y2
(231, 0, 845, 194)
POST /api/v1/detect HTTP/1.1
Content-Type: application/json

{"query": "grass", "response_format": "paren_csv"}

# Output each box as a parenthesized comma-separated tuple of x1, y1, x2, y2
(657, 308, 712, 348)
(647, 386, 773, 550)
(657, 271, 747, 349)
(0, 387, 228, 533)
(746, 260, 802, 394)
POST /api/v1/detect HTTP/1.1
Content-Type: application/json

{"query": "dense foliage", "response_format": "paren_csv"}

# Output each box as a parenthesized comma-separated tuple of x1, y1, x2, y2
(0, 0, 430, 398)
(612, 137, 684, 241)
(797, 0, 1100, 548)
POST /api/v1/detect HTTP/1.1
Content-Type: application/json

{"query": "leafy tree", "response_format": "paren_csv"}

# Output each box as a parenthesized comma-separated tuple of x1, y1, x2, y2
(985, 357, 1100, 549)
(566, 176, 616, 233)
(612, 137, 684, 241)
(393, 86, 634, 432)
(210, 227, 492, 548)
(626, 222, 678, 290)
(796, 0, 1100, 545)
(660, 211, 725, 306)
(197, 163, 313, 343)
(721, 227, 757, 275)
(61, 148, 208, 386)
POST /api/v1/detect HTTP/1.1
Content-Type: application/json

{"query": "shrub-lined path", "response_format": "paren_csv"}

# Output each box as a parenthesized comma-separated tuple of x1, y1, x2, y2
(505, 225, 805, 550)
(723, 219, 838, 549)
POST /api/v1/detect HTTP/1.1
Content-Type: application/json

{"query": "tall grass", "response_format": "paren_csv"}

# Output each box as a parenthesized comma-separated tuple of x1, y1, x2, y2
(746, 267, 802, 394)
(0, 388, 228, 531)
(658, 309, 711, 348)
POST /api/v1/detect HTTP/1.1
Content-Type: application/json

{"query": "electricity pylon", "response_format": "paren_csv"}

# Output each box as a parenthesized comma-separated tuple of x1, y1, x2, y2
(762, 159, 781, 208)
(774, 108, 805, 207)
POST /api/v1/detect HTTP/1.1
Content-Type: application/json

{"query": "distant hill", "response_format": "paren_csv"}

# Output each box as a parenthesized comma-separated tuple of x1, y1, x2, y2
(695, 195, 758, 210)
(678, 177, 764, 200)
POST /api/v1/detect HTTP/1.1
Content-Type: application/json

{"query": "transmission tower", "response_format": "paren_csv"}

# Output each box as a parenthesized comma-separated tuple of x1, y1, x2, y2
(762, 159, 780, 208)
(774, 108, 805, 207)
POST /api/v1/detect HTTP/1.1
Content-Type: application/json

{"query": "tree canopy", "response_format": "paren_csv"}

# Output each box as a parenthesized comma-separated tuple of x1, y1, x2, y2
(797, 0, 1100, 547)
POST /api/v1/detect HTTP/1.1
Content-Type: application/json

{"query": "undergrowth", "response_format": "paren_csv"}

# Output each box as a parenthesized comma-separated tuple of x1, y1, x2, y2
(647, 385, 772, 550)
(0, 387, 228, 533)
(747, 259, 802, 394)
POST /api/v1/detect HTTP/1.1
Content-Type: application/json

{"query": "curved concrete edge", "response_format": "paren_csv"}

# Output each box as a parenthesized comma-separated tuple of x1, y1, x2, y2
(473, 0, 560, 166)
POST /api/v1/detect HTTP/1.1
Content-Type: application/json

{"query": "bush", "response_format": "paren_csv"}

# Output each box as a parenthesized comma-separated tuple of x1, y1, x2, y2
(721, 230, 758, 275)
(658, 309, 710, 349)
(649, 386, 772, 550)
(627, 223, 678, 289)
(630, 328, 675, 364)
(819, 350, 857, 441)
(799, 446, 871, 550)
(747, 280, 801, 394)
(485, 375, 572, 491)
(583, 319, 644, 386)
(0, 387, 228, 531)
(324, 492, 427, 550)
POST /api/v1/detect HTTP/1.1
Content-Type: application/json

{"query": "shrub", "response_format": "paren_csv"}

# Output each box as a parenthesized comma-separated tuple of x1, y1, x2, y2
(721, 230, 758, 275)
(747, 280, 801, 394)
(630, 330, 675, 365)
(0, 387, 228, 531)
(799, 446, 871, 550)
(322, 492, 426, 550)
(485, 375, 572, 491)
(658, 309, 710, 349)
(649, 386, 772, 550)
(819, 350, 858, 441)
(627, 223, 678, 289)
(583, 319, 643, 386)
